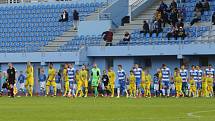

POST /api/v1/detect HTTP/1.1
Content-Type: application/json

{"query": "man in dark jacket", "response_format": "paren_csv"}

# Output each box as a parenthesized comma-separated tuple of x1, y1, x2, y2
(59, 9, 68, 22)
(140, 21, 149, 34)
(73, 10, 79, 30)
(102, 30, 113, 46)
(212, 12, 215, 25)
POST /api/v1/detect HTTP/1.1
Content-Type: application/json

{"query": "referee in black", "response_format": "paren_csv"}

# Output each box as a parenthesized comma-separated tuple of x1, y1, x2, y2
(7, 63, 16, 98)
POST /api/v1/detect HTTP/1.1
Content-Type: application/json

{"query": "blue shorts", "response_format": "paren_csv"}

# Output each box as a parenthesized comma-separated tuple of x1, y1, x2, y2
(136, 78, 141, 88)
(162, 81, 170, 89)
(69, 81, 76, 88)
(118, 80, 126, 90)
(197, 82, 202, 90)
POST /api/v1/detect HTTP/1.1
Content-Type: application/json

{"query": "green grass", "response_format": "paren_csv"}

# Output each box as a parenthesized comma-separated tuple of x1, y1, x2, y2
(0, 97, 215, 121)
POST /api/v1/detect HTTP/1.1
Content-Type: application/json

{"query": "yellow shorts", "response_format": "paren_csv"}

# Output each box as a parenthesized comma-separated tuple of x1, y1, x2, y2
(208, 86, 213, 92)
(25, 78, 34, 86)
(83, 80, 88, 88)
(46, 81, 56, 87)
(190, 86, 196, 92)
(129, 84, 136, 91)
(176, 85, 182, 92)
(140, 83, 145, 89)
(145, 83, 150, 90)
(109, 83, 115, 89)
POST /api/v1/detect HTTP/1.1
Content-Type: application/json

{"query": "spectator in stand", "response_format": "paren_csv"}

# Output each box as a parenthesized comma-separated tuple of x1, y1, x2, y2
(123, 32, 130, 42)
(170, 8, 178, 27)
(194, 1, 203, 13)
(151, 20, 163, 36)
(59, 9, 68, 22)
(190, 9, 201, 26)
(102, 29, 113, 46)
(166, 26, 178, 40)
(178, 9, 184, 22)
(140, 21, 150, 34)
(159, 0, 168, 12)
(177, 26, 187, 40)
(177, 19, 184, 28)
(203, 0, 210, 11)
(170, 0, 177, 11)
(73, 10, 79, 30)
(212, 12, 215, 25)
(120, 31, 130, 45)
(155, 10, 162, 21)
(162, 10, 170, 27)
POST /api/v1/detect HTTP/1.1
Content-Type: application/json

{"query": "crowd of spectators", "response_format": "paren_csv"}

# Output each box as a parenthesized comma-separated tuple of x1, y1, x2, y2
(139, 0, 214, 40)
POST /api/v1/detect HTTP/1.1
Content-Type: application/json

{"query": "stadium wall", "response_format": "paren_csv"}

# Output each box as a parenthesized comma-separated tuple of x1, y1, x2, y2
(78, 20, 112, 36)
(86, 43, 215, 56)
(100, 0, 129, 27)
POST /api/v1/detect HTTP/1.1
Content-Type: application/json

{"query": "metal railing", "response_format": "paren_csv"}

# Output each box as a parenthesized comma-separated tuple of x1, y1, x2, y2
(130, 0, 147, 10)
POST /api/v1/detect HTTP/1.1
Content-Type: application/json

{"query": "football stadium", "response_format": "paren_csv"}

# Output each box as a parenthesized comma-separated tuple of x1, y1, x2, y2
(0, 0, 215, 121)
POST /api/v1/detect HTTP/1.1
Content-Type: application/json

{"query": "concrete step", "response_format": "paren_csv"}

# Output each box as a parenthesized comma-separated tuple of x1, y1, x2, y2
(118, 24, 142, 29)
(40, 47, 58, 52)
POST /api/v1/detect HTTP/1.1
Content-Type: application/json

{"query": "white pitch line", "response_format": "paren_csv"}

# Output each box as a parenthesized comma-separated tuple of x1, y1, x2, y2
(187, 110, 215, 118)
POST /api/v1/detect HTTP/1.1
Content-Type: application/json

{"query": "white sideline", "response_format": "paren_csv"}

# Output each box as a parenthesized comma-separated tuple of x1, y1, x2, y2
(187, 110, 215, 118)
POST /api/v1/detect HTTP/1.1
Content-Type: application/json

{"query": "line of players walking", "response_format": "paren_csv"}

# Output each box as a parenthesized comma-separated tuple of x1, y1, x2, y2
(1, 62, 215, 98)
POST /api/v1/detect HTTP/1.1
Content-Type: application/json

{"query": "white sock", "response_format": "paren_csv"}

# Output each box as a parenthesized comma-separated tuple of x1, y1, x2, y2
(167, 89, 170, 96)
(117, 88, 120, 97)
(162, 89, 165, 95)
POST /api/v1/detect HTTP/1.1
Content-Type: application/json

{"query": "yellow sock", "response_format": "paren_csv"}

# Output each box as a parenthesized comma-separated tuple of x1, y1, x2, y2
(29, 86, 33, 96)
(75, 90, 79, 97)
(85, 88, 88, 96)
(53, 86, 57, 96)
(46, 86, 49, 95)
(111, 88, 114, 96)
(80, 90, 83, 96)
(129, 90, 132, 96)
(148, 90, 151, 97)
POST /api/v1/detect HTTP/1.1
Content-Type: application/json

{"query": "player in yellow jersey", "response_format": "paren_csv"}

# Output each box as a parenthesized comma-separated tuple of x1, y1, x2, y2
(46, 63, 57, 97)
(140, 70, 146, 97)
(201, 74, 208, 97)
(25, 61, 34, 97)
(128, 70, 136, 98)
(75, 70, 83, 97)
(79, 65, 88, 97)
(189, 76, 196, 97)
(63, 64, 69, 97)
(108, 67, 116, 97)
(207, 73, 213, 97)
(174, 70, 183, 98)
(144, 70, 152, 98)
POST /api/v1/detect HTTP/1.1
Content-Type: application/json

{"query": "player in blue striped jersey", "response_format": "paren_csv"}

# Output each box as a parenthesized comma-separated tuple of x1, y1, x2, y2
(205, 64, 215, 77)
(161, 64, 171, 97)
(189, 65, 198, 82)
(67, 63, 76, 97)
(196, 65, 203, 97)
(189, 65, 198, 96)
(180, 65, 188, 96)
(117, 65, 128, 98)
(205, 64, 215, 93)
(133, 64, 142, 96)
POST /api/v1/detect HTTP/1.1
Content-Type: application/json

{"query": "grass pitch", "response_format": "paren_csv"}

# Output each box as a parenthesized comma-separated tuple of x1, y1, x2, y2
(0, 97, 215, 121)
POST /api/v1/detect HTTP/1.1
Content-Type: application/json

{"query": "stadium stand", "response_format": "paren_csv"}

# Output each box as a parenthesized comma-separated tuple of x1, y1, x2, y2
(57, 0, 215, 52)
(0, 1, 109, 52)
(0, 0, 215, 52)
